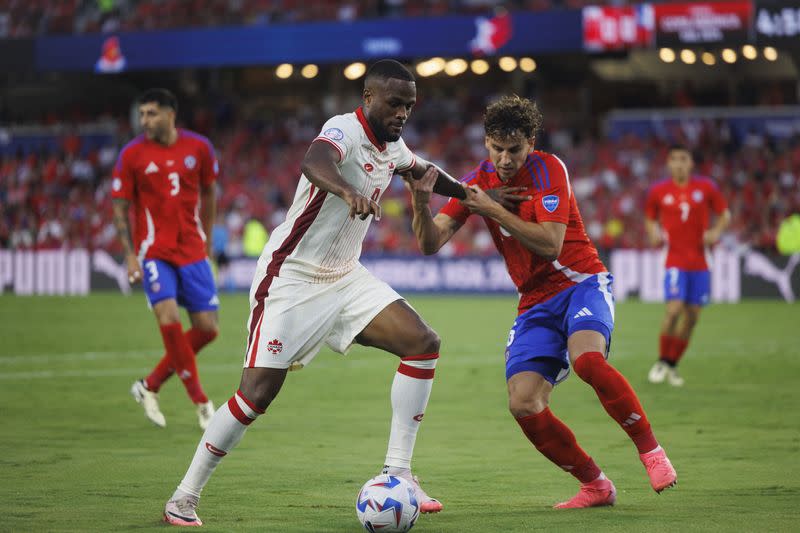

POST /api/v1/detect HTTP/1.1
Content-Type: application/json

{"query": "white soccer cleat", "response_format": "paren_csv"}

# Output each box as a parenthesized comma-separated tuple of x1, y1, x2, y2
(130, 379, 166, 427)
(196, 400, 215, 430)
(164, 495, 202, 527)
(648, 361, 669, 384)
(666, 367, 685, 387)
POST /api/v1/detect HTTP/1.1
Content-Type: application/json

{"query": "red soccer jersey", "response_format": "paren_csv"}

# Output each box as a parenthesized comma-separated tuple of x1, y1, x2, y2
(644, 176, 727, 271)
(440, 151, 606, 313)
(111, 129, 219, 266)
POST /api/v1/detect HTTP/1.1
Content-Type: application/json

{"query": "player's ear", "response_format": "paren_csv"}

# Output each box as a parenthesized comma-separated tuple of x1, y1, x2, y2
(528, 137, 536, 151)
(363, 88, 372, 106)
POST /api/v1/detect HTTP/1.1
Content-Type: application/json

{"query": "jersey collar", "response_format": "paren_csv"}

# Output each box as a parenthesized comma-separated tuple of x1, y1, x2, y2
(355, 107, 386, 152)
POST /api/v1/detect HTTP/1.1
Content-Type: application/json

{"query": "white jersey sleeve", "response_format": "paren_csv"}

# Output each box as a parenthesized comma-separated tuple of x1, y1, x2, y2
(394, 137, 416, 172)
(313, 116, 358, 163)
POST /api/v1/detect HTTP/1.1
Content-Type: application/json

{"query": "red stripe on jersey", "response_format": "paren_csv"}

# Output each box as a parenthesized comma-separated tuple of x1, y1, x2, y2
(236, 389, 265, 414)
(245, 189, 328, 365)
(355, 107, 386, 152)
(312, 137, 344, 162)
(398, 363, 435, 379)
(227, 396, 254, 425)
(402, 353, 440, 361)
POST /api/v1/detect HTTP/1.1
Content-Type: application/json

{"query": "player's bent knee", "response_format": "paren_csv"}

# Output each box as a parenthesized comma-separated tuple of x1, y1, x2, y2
(239, 367, 288, 412)
(509, 396, 548, 418)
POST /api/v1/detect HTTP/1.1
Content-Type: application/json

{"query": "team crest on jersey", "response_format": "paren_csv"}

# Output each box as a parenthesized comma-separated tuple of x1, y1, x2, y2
(692, 190, 704, 202)
(184, 155, 196, 170)
(542, 195, 559, 213)
(664, 194, 675, 205)
(323, 127, 344, 141)
(112, 177, 122, 191)
(364, 163, 374, 172)
(267, 339, 283, 355)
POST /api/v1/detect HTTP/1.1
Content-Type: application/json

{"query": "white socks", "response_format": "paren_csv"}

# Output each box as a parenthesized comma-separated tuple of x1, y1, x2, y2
(174, 390, 263, 499)
(384, 354, 439, 470)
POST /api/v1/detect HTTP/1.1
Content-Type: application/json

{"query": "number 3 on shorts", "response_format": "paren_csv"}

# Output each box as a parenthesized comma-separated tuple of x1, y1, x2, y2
(506, 328, 516, 347)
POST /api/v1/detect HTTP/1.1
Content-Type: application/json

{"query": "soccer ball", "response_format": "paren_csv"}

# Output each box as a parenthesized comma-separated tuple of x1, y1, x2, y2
(355, 474, 420, 533)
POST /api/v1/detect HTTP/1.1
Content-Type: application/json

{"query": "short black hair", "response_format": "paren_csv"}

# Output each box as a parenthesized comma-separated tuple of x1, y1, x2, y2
(365, 59, 415, 85)
(138, 88, 178, 112)
(484, 95, 543, 140)
(668, 143, 692, 155)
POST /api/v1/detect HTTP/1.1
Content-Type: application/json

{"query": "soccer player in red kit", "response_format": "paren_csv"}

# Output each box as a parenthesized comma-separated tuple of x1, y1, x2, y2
(406, 96, 676, 508)
(112, 89, 220, 429)
(645, 145, 730, 386)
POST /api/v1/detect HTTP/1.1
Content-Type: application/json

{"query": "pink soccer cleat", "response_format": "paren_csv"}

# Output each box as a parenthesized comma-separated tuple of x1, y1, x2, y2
(640, 447, 677, 493)
(554, 478, 617, 509)
(386, 469, 443, 513)
(164, 496, 203, 527)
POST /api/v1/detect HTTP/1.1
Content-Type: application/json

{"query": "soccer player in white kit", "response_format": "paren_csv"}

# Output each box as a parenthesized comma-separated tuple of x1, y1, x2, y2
(163, 60, 467, 527)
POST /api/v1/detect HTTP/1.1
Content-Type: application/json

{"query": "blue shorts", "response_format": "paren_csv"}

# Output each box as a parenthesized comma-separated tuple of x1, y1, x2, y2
(664, 268, 710, 306)
(505, 273, 615, 385)
(142, 258, 219, 313)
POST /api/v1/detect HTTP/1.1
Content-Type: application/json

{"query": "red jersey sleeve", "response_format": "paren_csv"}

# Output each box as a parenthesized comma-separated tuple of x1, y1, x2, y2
(707, 180, 727, 214)
(532, 154, 570, 225)
(111, 143, 136, 200)
(644, 186, 660, 220)
(200, 140, 219, 187)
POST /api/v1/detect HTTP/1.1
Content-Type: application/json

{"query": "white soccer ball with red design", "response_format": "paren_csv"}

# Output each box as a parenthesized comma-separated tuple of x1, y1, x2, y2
(355, 474, 419, 533)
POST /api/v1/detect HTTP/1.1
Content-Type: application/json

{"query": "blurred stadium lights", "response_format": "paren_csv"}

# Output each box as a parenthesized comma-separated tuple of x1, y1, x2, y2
(344, 62, 366, 80)
(519, 57, 537, 73)
(275, 63, 293, 79)
(721, 48, 737, 64)
(701, 52, 716, 66)
(764, 47, 778, 62)
(416, 57, 445, 77)
(680, 49, 696, 65)
(659, 48, 675, 63)
(444, 59, 468, 76)
(742, 45, 757, 61)
(470, 59, 489, 75)
(301, 64, 319, 79)
(498, 56, 517, 72)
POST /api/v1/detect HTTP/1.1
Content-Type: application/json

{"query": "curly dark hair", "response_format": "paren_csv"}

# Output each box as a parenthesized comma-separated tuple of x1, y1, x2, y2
(484, 95, 543, 140)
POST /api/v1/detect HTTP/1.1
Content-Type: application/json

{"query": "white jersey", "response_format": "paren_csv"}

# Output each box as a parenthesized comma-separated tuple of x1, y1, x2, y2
(259, 107, 416, 283)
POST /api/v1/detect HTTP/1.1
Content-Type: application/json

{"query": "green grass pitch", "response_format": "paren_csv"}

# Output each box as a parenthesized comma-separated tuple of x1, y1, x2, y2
(1, 294, 798, 532)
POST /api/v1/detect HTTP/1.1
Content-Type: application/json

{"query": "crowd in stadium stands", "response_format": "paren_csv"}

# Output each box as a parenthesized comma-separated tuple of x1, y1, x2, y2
(4, 0, 629, 37)
(2, 99, 797, 257)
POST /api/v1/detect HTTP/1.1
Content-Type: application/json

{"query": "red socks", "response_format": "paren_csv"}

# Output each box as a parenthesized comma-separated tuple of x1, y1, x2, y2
(146, 328, 217, 393)
(573, 352, 659, 454)
(157, 323, 208, 404)
(659, 334, 689, 366)
(516, 408, 602, 483)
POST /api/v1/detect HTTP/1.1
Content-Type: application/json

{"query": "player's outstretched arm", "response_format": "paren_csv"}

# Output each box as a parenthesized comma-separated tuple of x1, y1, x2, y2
(302, 141, 380, 220)
(403, 167, 462, 255)
(112, 198, 143, 284)
(408, 157, 466, 200)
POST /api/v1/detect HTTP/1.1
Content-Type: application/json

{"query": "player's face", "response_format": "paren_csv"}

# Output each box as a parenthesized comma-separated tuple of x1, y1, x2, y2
(485, 133, 535, 182)
(363, 78, 416, 143)
(667, 149, 693, 182)
(138, 102, 175, 142)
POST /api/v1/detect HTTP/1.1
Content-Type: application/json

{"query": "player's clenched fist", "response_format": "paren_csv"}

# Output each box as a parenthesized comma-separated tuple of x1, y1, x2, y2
(343, 189, 381, 221)
(125, 253, 143, 284)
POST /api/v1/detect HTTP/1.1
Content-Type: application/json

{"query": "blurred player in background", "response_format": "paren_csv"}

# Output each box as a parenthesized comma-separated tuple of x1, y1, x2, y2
(111, 89, 219, 430)
(405, 95, 677, 509)
(645, 146, 730, 386)
(162, 60, 467, 527)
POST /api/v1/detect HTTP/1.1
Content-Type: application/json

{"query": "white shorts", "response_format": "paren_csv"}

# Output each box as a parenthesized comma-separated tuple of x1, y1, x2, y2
(243, 264, 402, 370)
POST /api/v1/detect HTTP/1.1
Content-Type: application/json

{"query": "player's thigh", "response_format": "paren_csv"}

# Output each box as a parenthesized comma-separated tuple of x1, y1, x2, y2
(177, 259, 219, 313)
(664, 267, 688, 303)
(686, 270, 711, 307)
(567, 330, 608, 365)
(244, 275, 340, 370)
(332, 267, 438, 357)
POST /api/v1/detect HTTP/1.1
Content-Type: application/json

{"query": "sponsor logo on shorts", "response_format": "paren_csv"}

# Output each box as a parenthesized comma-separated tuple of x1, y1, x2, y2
(184, 155, 196, 169)
(542, 195, 559, 213)
(205, 442, 227, 457)
(364, 163, 374, 172)
(267, 339, 283, 355)
(151, 282, 160, 293)
(323, 127, 344, 141)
